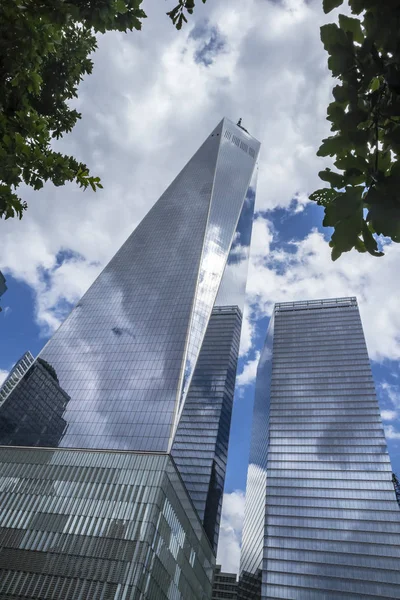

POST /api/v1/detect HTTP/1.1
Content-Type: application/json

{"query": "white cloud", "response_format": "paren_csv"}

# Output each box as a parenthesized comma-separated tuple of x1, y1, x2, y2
(384, 425, 400, 440)
(0, 370, 9, 386)
(237, 352, 260, 387)
(35, 257, 104, 335)
(239, 305, 255, 357)
(292, 192, 311, 213)
(381, 410, 398, 421)
(249, 216, 274, 262)
(381, 382, 400, 410)
(0, 0, 340, 333)
(245, 225, 400, 363)
(216, 490, 245, 574)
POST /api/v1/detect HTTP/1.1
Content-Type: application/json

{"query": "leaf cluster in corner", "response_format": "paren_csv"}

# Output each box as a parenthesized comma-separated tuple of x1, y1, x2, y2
(0, 0, 147, 220)
(310, 0, 400, 260)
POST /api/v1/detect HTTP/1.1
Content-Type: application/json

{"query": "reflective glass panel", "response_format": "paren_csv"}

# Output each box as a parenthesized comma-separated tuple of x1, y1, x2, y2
(240, 298, 400, 599)
(0, 119, 260, 454)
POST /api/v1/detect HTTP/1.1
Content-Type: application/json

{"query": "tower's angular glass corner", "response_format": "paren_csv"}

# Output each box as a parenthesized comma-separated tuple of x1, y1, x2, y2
(0, 118, 261, 598)
(239, 297, 400, 599)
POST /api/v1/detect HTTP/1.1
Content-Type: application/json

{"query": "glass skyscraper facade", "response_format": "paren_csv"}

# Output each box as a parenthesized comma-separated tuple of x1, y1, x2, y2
(0, 118, 260, 598)
(0, 270, 7, 312)
(0, 351, 35, 403)
(240, 297, 400, 599)
(172, 305, 242, 552)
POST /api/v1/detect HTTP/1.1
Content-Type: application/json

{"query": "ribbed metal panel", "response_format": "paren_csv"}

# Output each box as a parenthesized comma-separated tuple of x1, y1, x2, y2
(0, 448, 214, 600)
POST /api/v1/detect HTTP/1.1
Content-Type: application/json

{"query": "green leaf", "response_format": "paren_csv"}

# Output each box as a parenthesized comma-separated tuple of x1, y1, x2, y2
(377, 151, 392, 176)
(338, 14, 363, 44)
(354, 236, 367, 253)
(115, 0, 128, 14)
(323, 0, 344, 14)
(369, 76, 381, 92)
(362, 222, 384, 256)
(390, 160, 400, 179)
(334, 153, 368, 172)
(347, 128, 370, 147)
(320, 23, 349, 53)
(130, 16, 142, 30)
(332, 84, 348, 104)
(363, 186, 381, 206)
(326, 101, 345, 125)
(368, 202, 400, 243)
(0, 192, 27, 220)
(327, 46, 355, 77)
(323, 186, 363, 227)
(167, 6, 180, 22)
(317, 135, 349, 157)
(341, 108, 369, 130)
(309, 188, 340, 206)
(384, 127, 400, 153)
(32, 178, 44, 191)
(318, 169, 345, 188)
(330, 210, 363, 259)
(348, 0, 366, 15)
(343, 167, 365, 185)
(331, 245, 342, 261)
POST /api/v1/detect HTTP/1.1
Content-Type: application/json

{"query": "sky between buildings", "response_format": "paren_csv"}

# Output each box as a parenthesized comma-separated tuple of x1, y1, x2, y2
(1, 0, 400, 574)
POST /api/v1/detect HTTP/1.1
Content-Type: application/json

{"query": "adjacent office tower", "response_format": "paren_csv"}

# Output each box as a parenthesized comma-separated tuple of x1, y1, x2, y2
(0, 351, 35, 403)
(0, 118, 260, 599)
(240, 297, 400, 599)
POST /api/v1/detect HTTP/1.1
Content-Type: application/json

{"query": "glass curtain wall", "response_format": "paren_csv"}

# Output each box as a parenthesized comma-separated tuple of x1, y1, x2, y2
(0, 120, 260, 455)
(240, 297, 400, 599)
(172, 305, 242, 552)
(0, 118, 261, 599)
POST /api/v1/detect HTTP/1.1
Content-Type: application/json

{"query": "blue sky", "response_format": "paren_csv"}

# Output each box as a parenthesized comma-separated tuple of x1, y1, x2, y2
(1, 0, 400, 574)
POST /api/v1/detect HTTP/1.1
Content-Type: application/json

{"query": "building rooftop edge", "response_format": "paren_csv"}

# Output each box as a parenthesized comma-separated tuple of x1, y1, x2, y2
(274, 296, 358, 312)
(222, 116, 261, 146)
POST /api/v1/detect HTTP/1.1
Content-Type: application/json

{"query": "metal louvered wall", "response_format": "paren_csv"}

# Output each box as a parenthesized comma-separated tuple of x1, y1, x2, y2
(0, 448, 214, 600)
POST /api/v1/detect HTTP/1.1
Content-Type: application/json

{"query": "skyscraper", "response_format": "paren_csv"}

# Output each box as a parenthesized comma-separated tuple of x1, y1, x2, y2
(0, 118, 260, 599)
(212, 565, 238, 600)
(172, 305, 242, 552)
(0, 270, 7, 312)
(172, 177, 257, 553)
(0, 351, 35, 403)
(240, 297, 400, 599)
